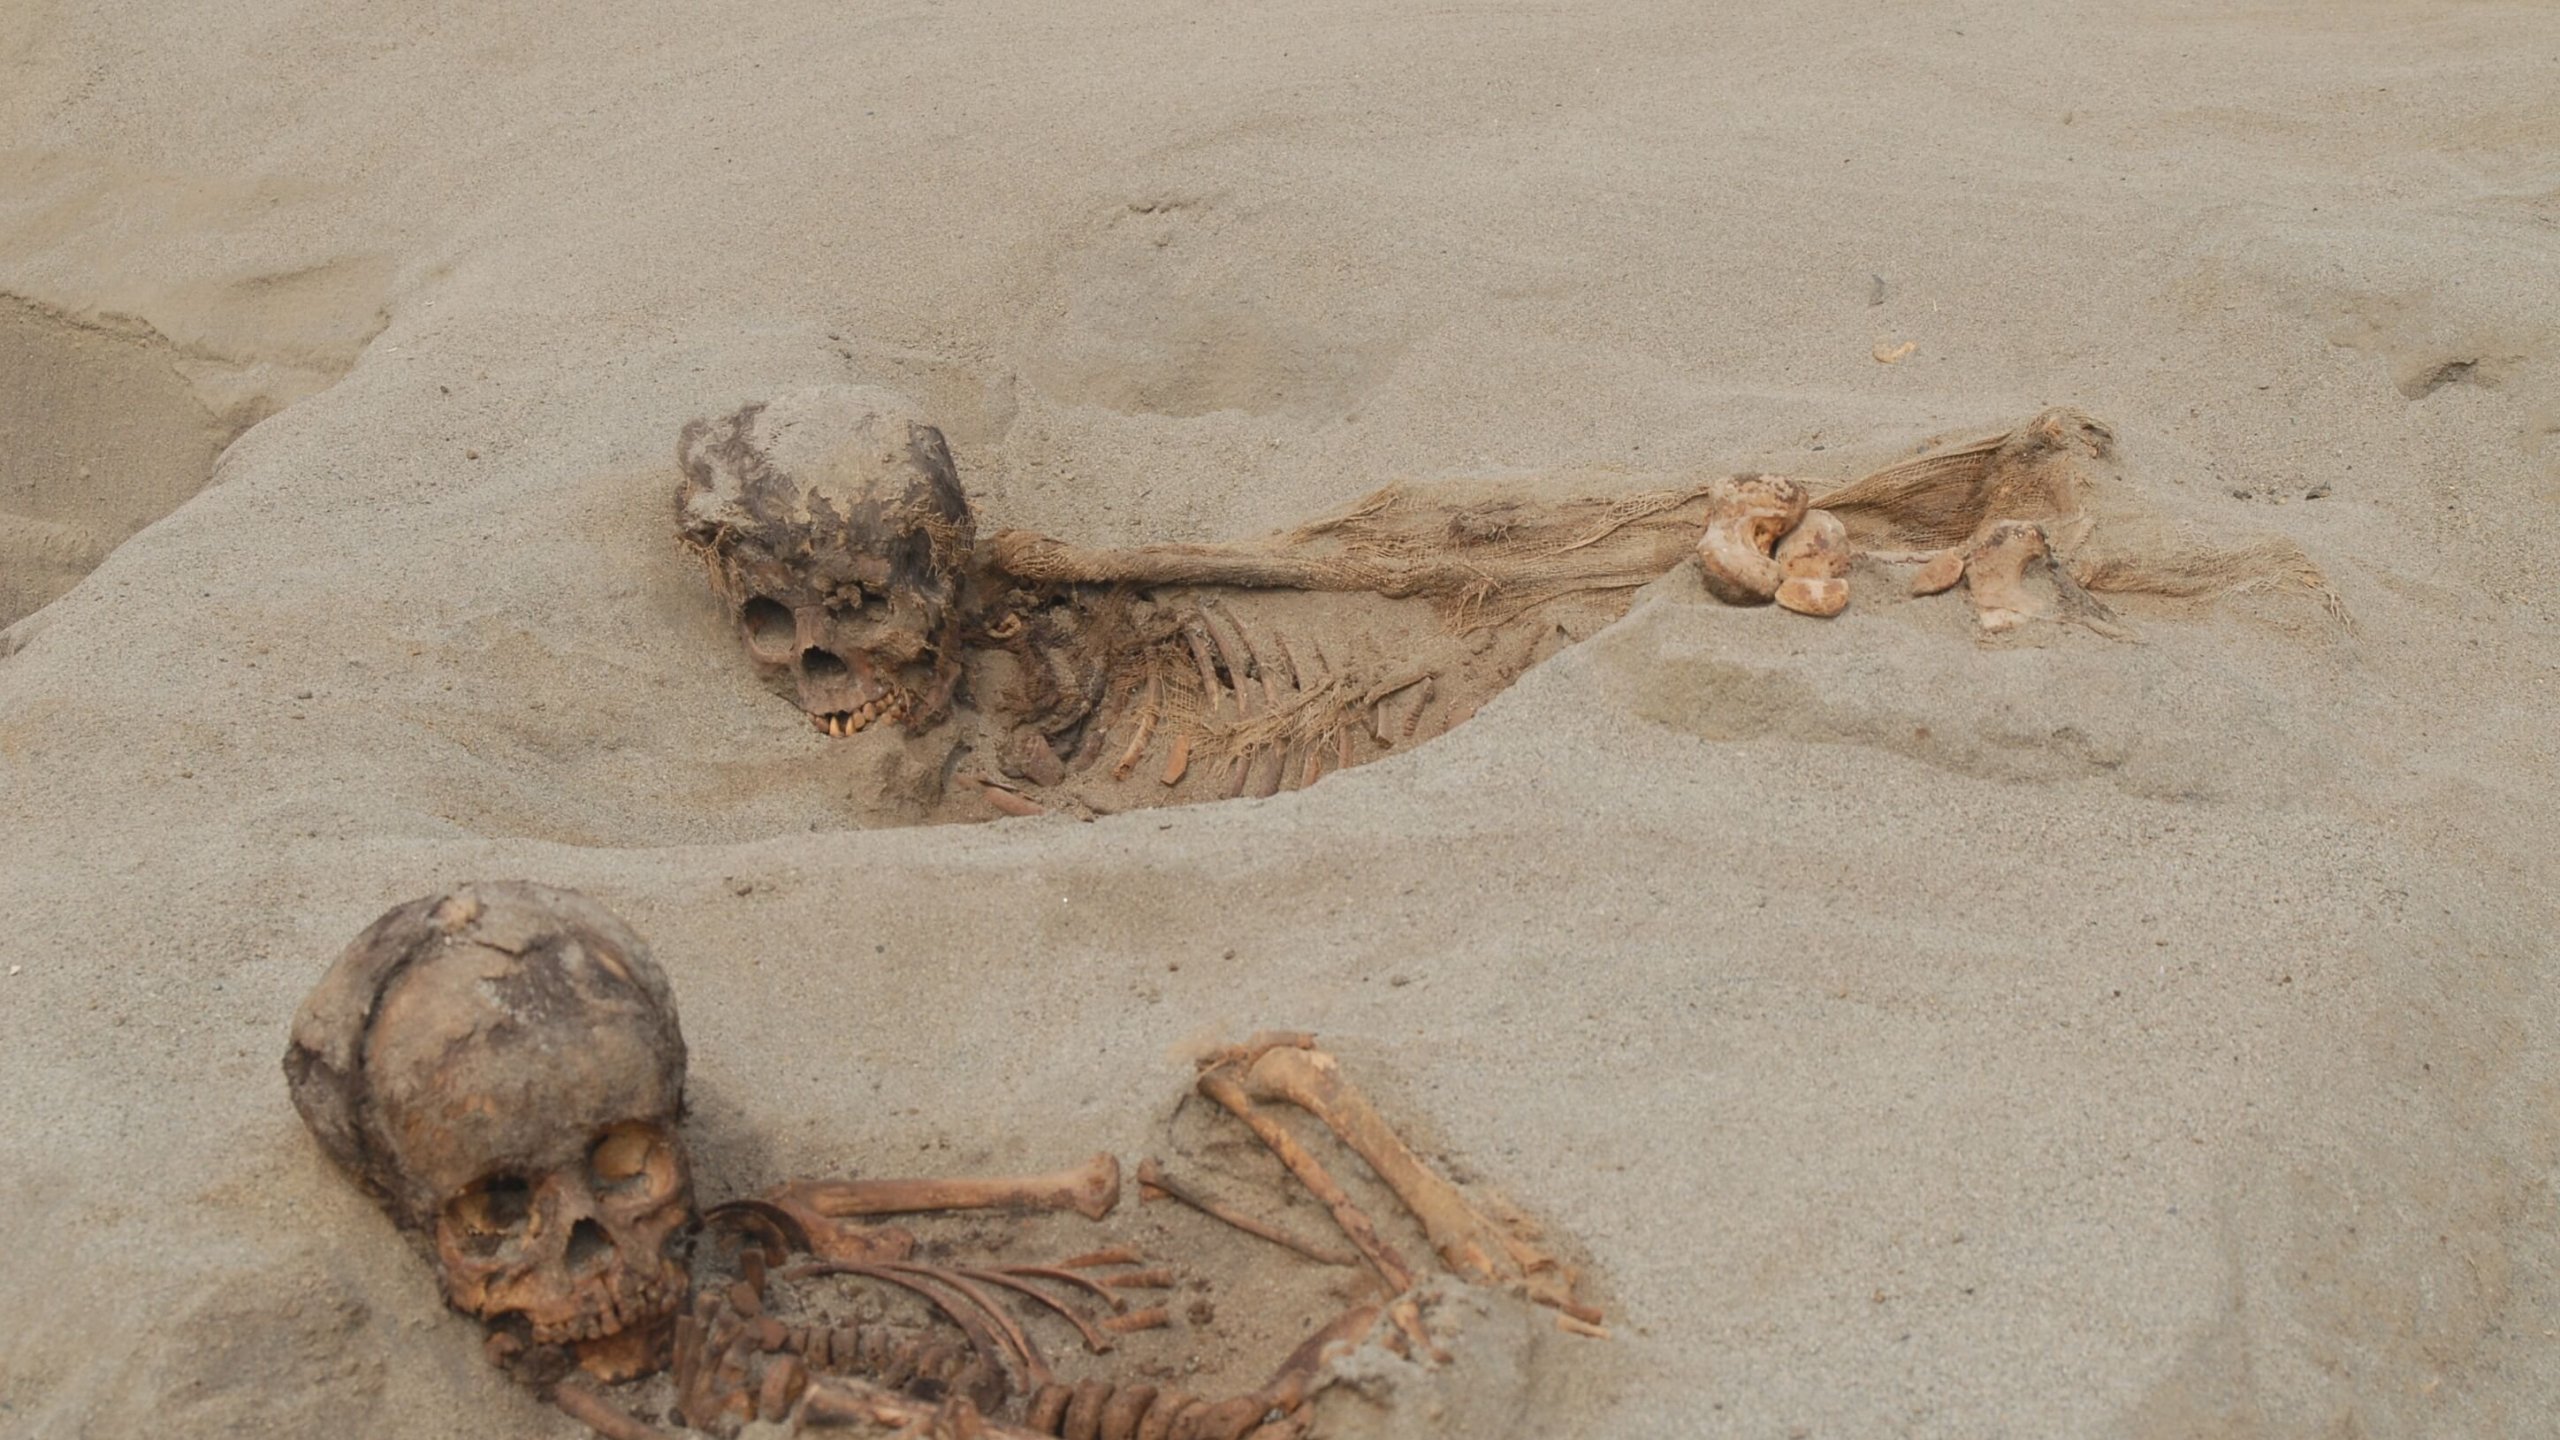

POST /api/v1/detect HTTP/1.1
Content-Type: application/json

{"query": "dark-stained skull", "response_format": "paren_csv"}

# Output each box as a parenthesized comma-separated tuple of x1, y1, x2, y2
(676, 386, 976, 737)
(284, 882, 692, 1380)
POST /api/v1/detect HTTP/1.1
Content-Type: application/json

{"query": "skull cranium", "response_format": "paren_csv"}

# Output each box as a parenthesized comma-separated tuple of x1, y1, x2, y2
(675, 386, 976, 737)
(283, 882, 693, 1379)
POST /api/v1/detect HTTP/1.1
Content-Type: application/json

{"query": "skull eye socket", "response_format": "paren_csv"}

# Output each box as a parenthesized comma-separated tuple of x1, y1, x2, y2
(445, 1175, 533, 1256)
(589, 1123, 675, 1198)
(740, 597, 795, 664)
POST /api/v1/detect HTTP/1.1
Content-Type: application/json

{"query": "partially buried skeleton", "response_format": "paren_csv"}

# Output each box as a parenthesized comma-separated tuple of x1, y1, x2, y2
(674, 390, 2337, 821)
(286, 882, 1597, 1439)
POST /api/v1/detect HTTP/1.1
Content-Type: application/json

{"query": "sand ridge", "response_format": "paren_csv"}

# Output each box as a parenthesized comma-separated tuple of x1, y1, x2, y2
(4, 1, 2559, 1436)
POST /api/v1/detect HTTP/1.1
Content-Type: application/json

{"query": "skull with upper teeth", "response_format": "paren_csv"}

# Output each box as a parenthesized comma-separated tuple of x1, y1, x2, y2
(676, 386, 976, 738)
(284, 882, 693, 1381)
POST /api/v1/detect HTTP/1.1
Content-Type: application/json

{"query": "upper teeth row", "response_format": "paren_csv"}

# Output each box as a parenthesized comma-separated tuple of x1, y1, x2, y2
(812, 695, 910, 737)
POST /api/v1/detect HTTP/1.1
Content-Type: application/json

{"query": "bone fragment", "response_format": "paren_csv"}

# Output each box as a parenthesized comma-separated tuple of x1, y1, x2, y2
(1238, 1045, 1588, 1317)
(982, 783, 1047, 819)
(1098, 1266, 1175, 1290)
(555, 1380, 677, 1440)
(1160, 733, 1192, 786)
(1695, 474, 1810, 605)
(770, 1153, 1120, 1222)
(1964, 520, 2049, 633)
(1136, 1157, 1359, 1267)
(1101, 1305, 1172, 1334)
(1773, 508, 1851, 618)
(1909, 548, 1966, 595)
(1113, 675, 1163, 780)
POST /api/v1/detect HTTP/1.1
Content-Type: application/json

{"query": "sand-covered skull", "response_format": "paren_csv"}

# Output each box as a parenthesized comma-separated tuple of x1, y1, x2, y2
(676, 386, 976, 737)
(283, 882, 692, 1378)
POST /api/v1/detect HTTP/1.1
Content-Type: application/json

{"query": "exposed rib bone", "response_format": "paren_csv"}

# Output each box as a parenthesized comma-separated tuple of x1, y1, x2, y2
(1180, 615, 1231, 723)
(1112, 674, 1162, 781)
(1136, 1157, 1359, 1267)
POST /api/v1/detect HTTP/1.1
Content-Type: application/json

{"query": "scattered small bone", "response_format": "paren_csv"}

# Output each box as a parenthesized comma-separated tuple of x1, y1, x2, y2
(1160, 733, 1192, 786)
(1113, 675, 1163, 780)
(1557, 1314, 1611, 1340)
(1695, 474, 1810, 606)
(1136, 1157, 1359, 1267)
(1873, 339, 1917, 363)
(1098, 1267, 1176, 1290)
(769, 1153, 1120, 1222)
(1398, 675, 1435, 741)
(1909, 549, 1966, 595)
(1964, 520, 2049, 633)
(983, 783, 1048, 819)
(1773, 509, 1851, 617)
(1101, 1305, 1172, 1334)
(1004, 729, 1068, 788)
(554, 1380, 676, 1440)
(1386, 1295, 1450, 1365)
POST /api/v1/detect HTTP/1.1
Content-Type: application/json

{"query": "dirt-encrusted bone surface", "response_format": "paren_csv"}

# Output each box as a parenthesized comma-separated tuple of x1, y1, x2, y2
(285, 882, 695, 1379)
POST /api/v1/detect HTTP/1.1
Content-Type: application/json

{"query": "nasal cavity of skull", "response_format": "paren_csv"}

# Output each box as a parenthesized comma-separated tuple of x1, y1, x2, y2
(564, 1217, 613, 1274)
(799, 646, 850, 682)
(741, 596, 796, 664)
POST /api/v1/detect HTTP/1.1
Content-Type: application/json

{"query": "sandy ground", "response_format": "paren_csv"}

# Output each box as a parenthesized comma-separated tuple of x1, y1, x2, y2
(5, 1, 2559, 1435)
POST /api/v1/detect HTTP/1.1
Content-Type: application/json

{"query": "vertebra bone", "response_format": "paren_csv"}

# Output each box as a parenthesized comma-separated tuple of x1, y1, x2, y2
(1695, 474, 1810, 605)
(1773, 507, 1851, 617)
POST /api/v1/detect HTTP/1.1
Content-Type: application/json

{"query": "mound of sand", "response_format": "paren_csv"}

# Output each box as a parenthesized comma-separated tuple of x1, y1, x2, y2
(3, 3, 2557, 1438)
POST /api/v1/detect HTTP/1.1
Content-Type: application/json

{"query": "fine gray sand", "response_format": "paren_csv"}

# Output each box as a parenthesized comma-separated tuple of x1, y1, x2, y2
(4, 2, 2558, 1436)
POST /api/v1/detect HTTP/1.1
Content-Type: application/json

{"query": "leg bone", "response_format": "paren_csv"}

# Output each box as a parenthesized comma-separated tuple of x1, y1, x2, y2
(1237, 1046, 1589, 1318)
